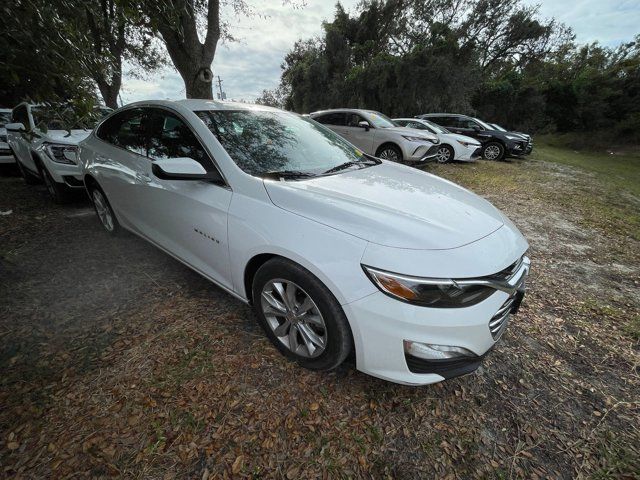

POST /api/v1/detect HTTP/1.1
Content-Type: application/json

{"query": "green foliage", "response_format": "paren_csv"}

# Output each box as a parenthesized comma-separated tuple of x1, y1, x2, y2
(275, 0, 639, 139)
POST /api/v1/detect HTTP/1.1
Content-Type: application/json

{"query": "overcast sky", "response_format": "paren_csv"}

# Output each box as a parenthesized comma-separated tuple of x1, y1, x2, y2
(120, 0, 640, 104)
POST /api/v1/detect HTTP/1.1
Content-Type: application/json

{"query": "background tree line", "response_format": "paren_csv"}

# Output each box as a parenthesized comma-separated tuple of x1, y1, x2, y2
(258, 0, 640, 140)
(0, 0, 259, 107)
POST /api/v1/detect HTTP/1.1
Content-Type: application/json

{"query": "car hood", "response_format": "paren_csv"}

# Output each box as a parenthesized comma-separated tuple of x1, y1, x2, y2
(45, 129, 92, 145)
(384, 126, 438, 141)
(263, 162, 505, 250)
(442, 132, 481, 145)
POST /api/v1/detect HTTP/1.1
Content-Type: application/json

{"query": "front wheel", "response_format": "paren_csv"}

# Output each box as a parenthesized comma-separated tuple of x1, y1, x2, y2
(375, 144, 403, 162)
(15, 155, 40, 185)
(482, 142, 505, 161)
(39, 164, 70, 203)
(435, 145, 454, 163)
(252, 258, 353, 371)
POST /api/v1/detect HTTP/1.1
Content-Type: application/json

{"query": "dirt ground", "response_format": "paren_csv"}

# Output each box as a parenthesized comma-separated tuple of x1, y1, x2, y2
(0, 151, 638, 479)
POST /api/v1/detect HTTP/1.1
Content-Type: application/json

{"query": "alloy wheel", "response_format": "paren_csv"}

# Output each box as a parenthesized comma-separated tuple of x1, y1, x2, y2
(436, 146, 452, 163)
(92, 190, 114, 232)
(260, 279, 327, 358)
(378, 148, 400, 162)
(484, 145, 501, 161)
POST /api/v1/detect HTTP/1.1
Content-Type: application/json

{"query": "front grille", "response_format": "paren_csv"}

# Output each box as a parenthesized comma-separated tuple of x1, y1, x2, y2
(489, 294, 517, 339)
(488, 256, 527, 339)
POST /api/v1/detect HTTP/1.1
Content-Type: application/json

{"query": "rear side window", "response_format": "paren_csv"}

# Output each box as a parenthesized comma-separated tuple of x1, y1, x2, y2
(96, 108, 148, 156)
(146, 108, 214, 171)
(12, 105, 30, 128)
(314, 112, 345, 126)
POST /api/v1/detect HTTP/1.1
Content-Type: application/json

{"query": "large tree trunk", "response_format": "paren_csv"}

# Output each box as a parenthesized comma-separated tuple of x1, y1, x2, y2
(157, 0, 220, 100)
(97, 77, 121, 109)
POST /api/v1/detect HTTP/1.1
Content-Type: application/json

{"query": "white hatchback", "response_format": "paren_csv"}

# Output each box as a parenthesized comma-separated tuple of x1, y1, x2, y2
(78, 100, 530, 386)
(393, 118, 482, 163)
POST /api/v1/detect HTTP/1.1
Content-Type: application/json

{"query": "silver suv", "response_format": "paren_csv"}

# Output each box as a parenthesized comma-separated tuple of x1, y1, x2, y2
(310, 109, 439, 164)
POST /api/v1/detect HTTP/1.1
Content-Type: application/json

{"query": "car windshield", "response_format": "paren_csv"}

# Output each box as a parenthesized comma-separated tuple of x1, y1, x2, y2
(421, 119, 449, 134)
(472, 118, 494, 130)
(0, 112, 11, 128)
(196, 109, 375, 177)
(31, 105, 111, 131)
(492, 124, 507, 132)
(363, 111, 397, 128)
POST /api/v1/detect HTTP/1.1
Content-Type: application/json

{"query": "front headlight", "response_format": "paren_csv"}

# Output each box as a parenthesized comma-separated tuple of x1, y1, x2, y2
(505, 135, 522, 141)
(402, 135, 437, 144)
(44, 143, 79, 165)
(456, 140, 480, 148)
(362, 265, 495, 308)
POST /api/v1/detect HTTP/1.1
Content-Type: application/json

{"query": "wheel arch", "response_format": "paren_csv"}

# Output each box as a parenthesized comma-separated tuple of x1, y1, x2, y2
(375, 141, 402, 158)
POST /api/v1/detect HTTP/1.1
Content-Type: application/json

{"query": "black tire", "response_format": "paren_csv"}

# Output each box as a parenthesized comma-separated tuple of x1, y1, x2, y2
(14, 155, 40, 185)
(375, 144, 403, 162)
(482, 142, 505, 161)
(37, 162, 70, 203)
(88, 184, 119, 235)
(435, 144, 455, 164)
(252, 258, 353, 371)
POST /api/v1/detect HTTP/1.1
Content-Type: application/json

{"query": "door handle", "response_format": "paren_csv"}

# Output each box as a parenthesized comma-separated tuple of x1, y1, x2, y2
(136, 173, 152, 183)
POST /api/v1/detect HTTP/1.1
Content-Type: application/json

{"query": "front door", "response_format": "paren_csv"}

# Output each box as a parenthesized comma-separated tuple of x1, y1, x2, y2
(141, 107, 233, 289)
(344, 113, 375, 154)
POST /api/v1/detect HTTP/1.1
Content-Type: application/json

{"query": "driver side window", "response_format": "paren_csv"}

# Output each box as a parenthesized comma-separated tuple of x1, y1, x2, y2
(346, 113, 366, 128)
(146, 109, 214, 172)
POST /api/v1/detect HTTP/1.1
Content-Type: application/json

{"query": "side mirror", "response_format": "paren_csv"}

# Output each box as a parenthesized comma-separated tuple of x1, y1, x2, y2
(358, 120, 370, 131)
(152, 157, 223, 182)
(5, 122, 25, 132)
(472, 125, 481, 132)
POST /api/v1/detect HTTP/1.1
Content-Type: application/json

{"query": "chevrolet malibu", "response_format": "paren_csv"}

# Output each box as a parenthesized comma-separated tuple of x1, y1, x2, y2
(78, 100, 530, 386)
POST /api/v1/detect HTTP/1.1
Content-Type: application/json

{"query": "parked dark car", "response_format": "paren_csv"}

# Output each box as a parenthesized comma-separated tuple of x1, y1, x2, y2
(418, 113, 530, 161)
(489, 123, 533, 156)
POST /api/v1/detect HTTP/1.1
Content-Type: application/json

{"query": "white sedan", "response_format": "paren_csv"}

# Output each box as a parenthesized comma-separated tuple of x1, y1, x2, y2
(393, 118, 482, 163)
(78, 100, 530, 386)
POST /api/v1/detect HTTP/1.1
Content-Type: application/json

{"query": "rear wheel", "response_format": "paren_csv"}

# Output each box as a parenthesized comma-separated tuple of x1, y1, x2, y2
(252, 258, 352, 371)
(435, 145, 454, 163)
(89, 186, 119, 235)
(482, 142, 505, 161)
(376, 144, 403, 162)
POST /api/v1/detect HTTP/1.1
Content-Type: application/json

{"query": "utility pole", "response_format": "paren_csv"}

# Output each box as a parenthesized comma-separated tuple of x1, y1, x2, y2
(215, 76, 226, 100)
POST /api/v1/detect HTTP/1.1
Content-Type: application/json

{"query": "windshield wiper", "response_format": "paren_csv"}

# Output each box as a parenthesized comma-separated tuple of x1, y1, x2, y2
(322, 156, 380, 174)
(261, 170, 318, 180)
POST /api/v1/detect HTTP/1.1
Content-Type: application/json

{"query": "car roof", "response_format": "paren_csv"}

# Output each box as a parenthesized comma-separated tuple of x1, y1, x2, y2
(123, 99, 283, 113)
(309, 108, 375, 116)
(422, 113, 467, 117)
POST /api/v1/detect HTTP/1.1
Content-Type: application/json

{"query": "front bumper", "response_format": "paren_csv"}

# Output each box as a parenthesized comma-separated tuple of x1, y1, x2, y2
(344, 256, 530, 386)
(37, 148, 84, 187)
(404, 143, 440, 163)
(455, 145, 482, 162)
(506, 140, 529, 157)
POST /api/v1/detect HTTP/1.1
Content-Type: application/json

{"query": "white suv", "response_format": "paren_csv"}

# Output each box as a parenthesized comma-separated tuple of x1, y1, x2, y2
(310, 109, 439, 163)
(0, 109, 14, 164)
(77, 100, 530, 386)
(6, 103, 111, 202)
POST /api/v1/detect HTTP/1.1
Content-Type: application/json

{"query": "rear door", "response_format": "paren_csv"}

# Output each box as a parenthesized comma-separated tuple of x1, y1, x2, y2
(313, 112, 347, 137)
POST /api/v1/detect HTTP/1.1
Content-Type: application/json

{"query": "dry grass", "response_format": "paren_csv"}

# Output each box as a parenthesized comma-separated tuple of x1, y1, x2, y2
(0, 147, 639, 479)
